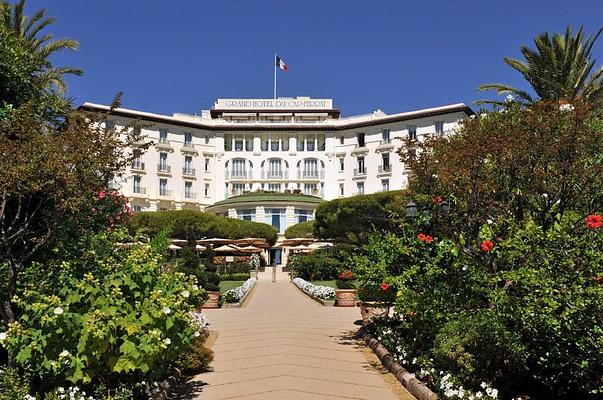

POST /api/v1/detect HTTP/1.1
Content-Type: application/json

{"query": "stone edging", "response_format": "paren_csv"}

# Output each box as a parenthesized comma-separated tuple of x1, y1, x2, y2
(290, 281, 335, 306)
(149, 367, 182, 400)
(360, 328, 439, 400)
(221, 279, 257, 308)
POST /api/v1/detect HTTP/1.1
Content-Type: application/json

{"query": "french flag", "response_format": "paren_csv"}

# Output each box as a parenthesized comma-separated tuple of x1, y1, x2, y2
(276, 55, 288, 71)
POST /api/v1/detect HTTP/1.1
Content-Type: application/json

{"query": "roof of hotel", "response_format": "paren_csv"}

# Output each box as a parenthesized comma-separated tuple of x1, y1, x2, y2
(207, 192, 324, 210)
(79, 102, 474, 131)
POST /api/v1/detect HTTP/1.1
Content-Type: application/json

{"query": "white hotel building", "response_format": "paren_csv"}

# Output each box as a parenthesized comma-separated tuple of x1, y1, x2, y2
(81, 97, 473, 237)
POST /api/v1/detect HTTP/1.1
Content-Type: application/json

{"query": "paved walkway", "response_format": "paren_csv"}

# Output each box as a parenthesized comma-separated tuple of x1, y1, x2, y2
(175, 269, 410, 400)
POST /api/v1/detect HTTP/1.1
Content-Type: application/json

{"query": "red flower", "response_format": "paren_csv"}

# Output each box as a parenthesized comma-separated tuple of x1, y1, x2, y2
(481, 240, 494, 252)
(417, 233, 433, 244)
(339, 270, 353, 280)
(433, 195, 443, 205)
(409, 311, 417, 317)
(379, 282, 390, 291)
(594, 276, 603, 287)
(98, 191, 106, 199)
(586, 214, 602, 229)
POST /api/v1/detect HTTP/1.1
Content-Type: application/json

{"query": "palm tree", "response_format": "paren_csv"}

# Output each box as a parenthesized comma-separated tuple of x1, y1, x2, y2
(0, 0, 82, 93)
(477, 27, 603, 107)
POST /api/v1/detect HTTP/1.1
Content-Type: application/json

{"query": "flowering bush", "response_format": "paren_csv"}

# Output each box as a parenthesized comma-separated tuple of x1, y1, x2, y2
(221, 278, 257, 303)
(2, 229, 207, 393)
(293, 278, 335, 300)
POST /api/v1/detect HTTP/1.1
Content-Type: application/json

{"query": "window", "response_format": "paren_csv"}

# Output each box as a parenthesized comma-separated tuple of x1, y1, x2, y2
(133, 176, 142, 193)
(159, 179, 168, 196)
(245, 134, 253, 151)
(231, 159, 247, 178)
(339, 183, 344, 196)
(303, 159, 318, 178)
(339, 158, 345, 172)
(357, 132, 366, 147)
(132, 150, 143, 170)
(159, 153, 168, 171)
(184, 156, 193, 174)
(382, 154, 390, 172)
(231, 183, 246, 196)
(261, 134, 269, 151)
(382, 179, 390, 192)
(282, 135, 289, 151)
(268, 183, 281, 192)
(317, 134, 325, 151)
(234, 134, 244, 151)
(204, 183, 210, 197)
(304, 183, 318, 195)
(340, 135, 345, 145)
(184, 132, 193, 146)
(132, 205, 142, 212)
(204, 158, 210, 172)
(224, 134, 232, 151)
(238, 209, 256, 221)
(270, 135, 280, 151)
(184, 181, 193, 198)
(382, 129, 391, 143)
(357, 182, 365, 195)
(204, 135, 210, 144)
(267, 159, 282, 178)
(408, 125, 417, 140)
(435, 121, 444, 134)
(296, 134, 305, 151)
(306, 134, 316, 151)
(265, 208, 286, 233)
(357, 157, 365, 174)
(159, 128, 168, 143)
(295, 209, 312, 223)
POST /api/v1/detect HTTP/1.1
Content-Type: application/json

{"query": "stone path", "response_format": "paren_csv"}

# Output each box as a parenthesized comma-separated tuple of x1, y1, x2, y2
(174, 269, 412, 400)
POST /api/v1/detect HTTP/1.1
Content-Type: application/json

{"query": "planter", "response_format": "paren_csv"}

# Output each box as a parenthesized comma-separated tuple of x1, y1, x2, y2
(202, 291, 220, 309)
(335, 289, 357, 307)
(358, 301, 389, 324)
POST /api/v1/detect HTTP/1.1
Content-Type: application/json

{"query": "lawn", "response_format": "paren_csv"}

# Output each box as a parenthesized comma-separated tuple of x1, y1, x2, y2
(311, 280, 336, 288)
(219, 280, 245, 294)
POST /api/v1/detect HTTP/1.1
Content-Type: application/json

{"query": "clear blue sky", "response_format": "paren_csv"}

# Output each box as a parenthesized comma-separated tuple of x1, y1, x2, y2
(28, 0, 603, 116)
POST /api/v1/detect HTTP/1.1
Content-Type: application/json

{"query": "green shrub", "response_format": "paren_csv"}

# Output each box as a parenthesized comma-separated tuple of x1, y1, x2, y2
(0, 368, 30, 400)
(284, 220, 315, 239)
(335, 280, 355, 289)
(220, 273, 251, 281)
(217, 262, 250, 275)
(175, 336, 214, 375)
(289, 248, 342, 281)
(129, 210, 278, 245)
(433, 312, 527, 390)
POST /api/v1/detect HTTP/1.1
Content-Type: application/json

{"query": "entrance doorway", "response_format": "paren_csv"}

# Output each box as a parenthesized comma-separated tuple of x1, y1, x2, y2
(268, 249, 282, 266)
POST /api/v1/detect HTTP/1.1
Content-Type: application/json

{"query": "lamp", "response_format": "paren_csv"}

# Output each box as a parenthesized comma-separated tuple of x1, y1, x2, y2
(405, 201, 418, 218)
(441, 200, 450, 214)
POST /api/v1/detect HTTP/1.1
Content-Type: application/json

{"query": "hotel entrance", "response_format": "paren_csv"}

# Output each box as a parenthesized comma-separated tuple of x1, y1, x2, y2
(268, 248, 282, 266)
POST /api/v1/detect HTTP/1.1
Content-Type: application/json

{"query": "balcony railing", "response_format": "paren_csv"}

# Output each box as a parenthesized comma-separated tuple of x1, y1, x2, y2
(226, 171, 252, 179)
(182, 191, 197, 200)
(353, 168, 366, 176)
(182, 167, 196, 176)
(378, 165, 391, 173)
(261, 170, 289, 179)
(158, 137, 169, 144)
(131, 161, 145, 171)
(157, 164, 171, 173)
(297, 170, 325, 179)
(132, 187, 147, 195)
(380, 138, 393, 145)
(182, 142, 195, 150)
(158, 189, 173, 198)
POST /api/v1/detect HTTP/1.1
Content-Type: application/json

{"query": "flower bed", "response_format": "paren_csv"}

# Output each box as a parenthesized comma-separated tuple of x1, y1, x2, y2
(221, 278, 257, 304)
(292, 277, 335, 300)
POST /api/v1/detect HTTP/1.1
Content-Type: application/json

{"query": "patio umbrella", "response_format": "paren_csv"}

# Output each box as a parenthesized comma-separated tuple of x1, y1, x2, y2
(168, 244, 182, 251)
(197, 238, 233, 245)
(195, 244, 207, 251)
(170, 239, 188, 244)
(238, 245, 263, 253)
(213, 244, 237, 252)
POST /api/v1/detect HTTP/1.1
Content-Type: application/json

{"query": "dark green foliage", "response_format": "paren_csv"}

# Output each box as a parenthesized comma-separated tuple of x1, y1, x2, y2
(357, 285, 395, 302)
(129, 210, 278, 245)
(433, 312, 527, 389)
(288, 247, 345, 281)
(175, 335, 214, 375)
(219, 273, 250, 281)
(217, 262, 249, 275)
(284, 220, 315, 239)
(0, 368, 30, 399)
(200, 271, 220, 292)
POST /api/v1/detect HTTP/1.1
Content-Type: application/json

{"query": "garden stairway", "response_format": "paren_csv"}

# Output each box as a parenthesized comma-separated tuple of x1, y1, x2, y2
(174, 280, 414, 400)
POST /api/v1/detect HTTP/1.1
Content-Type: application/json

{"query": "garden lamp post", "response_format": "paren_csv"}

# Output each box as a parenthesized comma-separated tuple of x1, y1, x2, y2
(405, 201, 418, 218)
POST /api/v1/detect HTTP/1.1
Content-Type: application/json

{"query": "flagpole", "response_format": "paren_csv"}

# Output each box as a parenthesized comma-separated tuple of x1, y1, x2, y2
(273, 53, 277, 99)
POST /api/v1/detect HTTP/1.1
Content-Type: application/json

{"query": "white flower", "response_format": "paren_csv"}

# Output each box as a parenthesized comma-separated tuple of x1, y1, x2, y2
(505, 94, 514, 102)
(163, 307, 171, 315)
(192, 284, 199, 290)
(486, 219, 493, 224)
(481, 382, 488, 389)
(164, 338, 171, 345)
(480, 113, 488, 118)
(194, 331, 200, 337)
(559, 103, 575, 112)
(462, 266, 468, 271)
(469, 114, 476, 120)
(181, 290, 190, 298)
(59, 350, 70, 358)
(24, 395, 36, 400)
(475, 392, 483, 399)
(53, 307, 64, 315)
(0, 332, 7, 342)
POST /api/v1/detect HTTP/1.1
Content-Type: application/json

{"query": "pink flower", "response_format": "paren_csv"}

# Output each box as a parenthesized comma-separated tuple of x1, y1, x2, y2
(98, 191, 106, 199)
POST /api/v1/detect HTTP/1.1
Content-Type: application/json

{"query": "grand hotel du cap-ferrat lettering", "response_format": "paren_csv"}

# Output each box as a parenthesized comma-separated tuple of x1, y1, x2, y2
(214, 98, 333, 110)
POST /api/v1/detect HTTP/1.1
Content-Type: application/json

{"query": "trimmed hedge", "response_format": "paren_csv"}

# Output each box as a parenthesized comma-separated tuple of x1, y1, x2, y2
(129, 210, 278, 245)
(284, 220, 315, 239)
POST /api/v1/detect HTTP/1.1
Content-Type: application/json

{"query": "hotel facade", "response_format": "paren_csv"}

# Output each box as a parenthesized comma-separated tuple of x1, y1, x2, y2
(81, 97, 473, 237)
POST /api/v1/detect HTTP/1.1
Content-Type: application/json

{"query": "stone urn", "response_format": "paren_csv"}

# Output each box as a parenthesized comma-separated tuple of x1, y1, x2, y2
(335, 289, 357, 307)
(358, 301, 389, 324)
(202, 291, 221, 309)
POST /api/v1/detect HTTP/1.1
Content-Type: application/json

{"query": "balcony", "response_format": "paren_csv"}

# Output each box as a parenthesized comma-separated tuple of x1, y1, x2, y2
(378, 165, 392, 175)
(182, 167, 196, 177)
(378, 139, 395, 151)
(158, 189, 173, 199)
(225, 171, 252, 180)
(131, 187, 147, 197)
(155, 137, 172, 150)
(262, 170, 289, 179)
(131, 161, 145, 172)
(353, 168, 366, 177)
(157, 164, 171, 175)
(182, 191, 197, 202)
(297, 170, 325, 179)
(181, 142, 197, 154)
(351, 145, 369, 155)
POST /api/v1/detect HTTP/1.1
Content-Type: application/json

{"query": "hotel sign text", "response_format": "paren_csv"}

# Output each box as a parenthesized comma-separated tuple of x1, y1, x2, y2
(215, 98, 333, 110)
